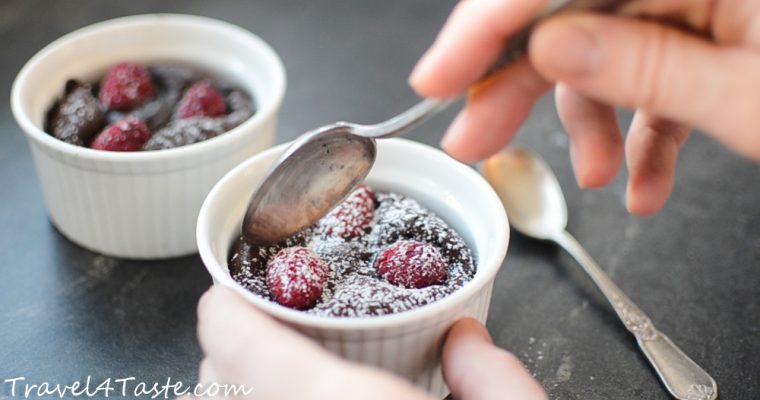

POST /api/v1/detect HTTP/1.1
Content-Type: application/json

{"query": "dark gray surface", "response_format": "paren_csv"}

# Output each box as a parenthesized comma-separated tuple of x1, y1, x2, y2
(1, 1, 758, 399)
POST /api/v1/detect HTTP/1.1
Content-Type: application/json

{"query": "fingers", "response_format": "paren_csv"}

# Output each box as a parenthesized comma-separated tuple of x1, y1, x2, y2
(709, 1, 760, 48)
(625, 112, 690, 215)
(199, 358, 219, 386)
(197, 358, 226, 400)
(443, 318, 547, 400)
(196, 286, 430, 400)
(530, 13, 760, 161)
(441, 59, 551, 162)
(555, 84, 623, 188)
(556, 85, 689, 214)
(410, 0, 548, 98)
(197, 286, 339, 399)
(617, 0, 715, 32)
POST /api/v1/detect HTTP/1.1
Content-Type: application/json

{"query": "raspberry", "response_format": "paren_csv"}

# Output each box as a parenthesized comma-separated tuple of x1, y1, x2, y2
(90, 117, 151, 151)
(266, 247, 329, 310)
(99, 62, 156, 110)
(319, 184, 376, 239)
(375, 241, 447, 289)
(176, 81, 227, 119)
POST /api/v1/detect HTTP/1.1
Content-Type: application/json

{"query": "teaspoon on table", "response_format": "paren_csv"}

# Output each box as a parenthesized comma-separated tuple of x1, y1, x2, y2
(482, 147, 718, 400)
(242, 0, 633, 244)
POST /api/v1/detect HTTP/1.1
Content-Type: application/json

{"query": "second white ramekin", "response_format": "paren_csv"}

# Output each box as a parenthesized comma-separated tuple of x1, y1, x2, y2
(11, 14, 286, 259)
(197, 139, 510, 397)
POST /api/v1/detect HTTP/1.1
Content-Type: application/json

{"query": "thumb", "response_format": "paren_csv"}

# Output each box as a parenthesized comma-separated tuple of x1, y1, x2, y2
(530, 13, 760, 161)
(196, 286, 430, 400)
(197, 286, 341, 399)
(442, 318, 547, 400)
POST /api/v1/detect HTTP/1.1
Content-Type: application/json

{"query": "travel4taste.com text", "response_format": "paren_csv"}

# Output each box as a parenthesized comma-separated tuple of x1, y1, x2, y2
(2, 376, 252, 398)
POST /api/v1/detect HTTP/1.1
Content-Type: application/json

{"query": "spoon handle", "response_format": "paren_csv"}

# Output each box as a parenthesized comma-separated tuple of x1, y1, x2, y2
(350, 98, 455, 139)
(553, 230, 717, 400)
(351, 1, 636, 140)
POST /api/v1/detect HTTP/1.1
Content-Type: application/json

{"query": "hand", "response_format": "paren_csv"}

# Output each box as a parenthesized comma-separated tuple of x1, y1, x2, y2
(410, 0, 760, 215)
(185, 286, 547, 400)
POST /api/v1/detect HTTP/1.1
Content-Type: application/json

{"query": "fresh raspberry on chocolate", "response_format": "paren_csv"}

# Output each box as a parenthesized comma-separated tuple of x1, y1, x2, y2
(319, 184, 376, 239)
(90, 117, 151, 152)
(267, 247, 329, 310)
(99, 62, 156, 110)
(375, 240, 447, 289)
(176, 81, 227, 119)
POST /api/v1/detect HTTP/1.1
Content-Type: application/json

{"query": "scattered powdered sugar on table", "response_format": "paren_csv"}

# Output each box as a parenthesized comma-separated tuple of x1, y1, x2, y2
(228, 191, 475, 317)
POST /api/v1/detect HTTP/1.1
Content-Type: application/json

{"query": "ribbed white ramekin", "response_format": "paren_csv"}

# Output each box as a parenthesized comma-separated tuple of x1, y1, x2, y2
(11, 14, 286, 259)
(197, 139, 509, 397)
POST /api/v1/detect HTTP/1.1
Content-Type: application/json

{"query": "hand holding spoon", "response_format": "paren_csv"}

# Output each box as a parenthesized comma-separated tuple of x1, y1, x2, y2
(242, 0, 633, 244)
(483, 148, 717, 400)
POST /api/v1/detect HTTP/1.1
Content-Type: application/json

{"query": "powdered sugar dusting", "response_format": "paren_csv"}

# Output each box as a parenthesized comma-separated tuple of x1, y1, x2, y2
(47, 81, 105, 145)
(376, 241, 447, 288)
(142, 88, 253, 150)
(318, 184, 375, 239)
(46, 63, 255, 151)
(228, 190, 475, 318)
(98, 62, 155, 110)
(266, 247, 328, 309)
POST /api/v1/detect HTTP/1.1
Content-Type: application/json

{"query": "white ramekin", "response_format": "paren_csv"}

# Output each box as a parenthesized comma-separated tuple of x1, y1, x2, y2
(11, 14, 286, 259)
(197, 138, 509, 397)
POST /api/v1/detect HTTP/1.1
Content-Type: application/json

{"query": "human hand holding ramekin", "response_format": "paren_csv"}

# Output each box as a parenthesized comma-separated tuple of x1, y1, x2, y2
(184, 286, 547, 400)
(11, 14, 285, 258)
(197, 139, 512, 396)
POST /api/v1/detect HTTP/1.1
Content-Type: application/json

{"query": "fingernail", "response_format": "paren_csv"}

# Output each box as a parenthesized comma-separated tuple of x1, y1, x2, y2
(625, 180, 638, 214)
(569, 144, 587, 188)
(537, 19, 601, 77)
(441, 110, 467, 153)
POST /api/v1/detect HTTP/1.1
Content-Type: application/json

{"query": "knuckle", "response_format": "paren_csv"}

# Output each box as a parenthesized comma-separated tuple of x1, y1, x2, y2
(645, 117, 691, 148)
(631, 25, 676, 111)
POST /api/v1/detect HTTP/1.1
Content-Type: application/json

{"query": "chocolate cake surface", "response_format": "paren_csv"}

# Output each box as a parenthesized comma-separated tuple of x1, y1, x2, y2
(228, 189, 476, 318)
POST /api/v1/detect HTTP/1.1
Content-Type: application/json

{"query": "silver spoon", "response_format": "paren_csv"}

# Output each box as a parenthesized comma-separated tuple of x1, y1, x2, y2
(483, 148, 717, 400)
(242, 0, 633, 244)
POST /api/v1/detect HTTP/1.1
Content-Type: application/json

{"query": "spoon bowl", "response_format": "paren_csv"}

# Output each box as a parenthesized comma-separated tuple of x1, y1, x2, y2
(482, 148, 567, 239)
(242, 125, 375, 244)
(242, 98, 450, 244)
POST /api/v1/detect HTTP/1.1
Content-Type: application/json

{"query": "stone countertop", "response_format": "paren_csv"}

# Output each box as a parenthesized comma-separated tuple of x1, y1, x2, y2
(1, 1, 758, 399)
